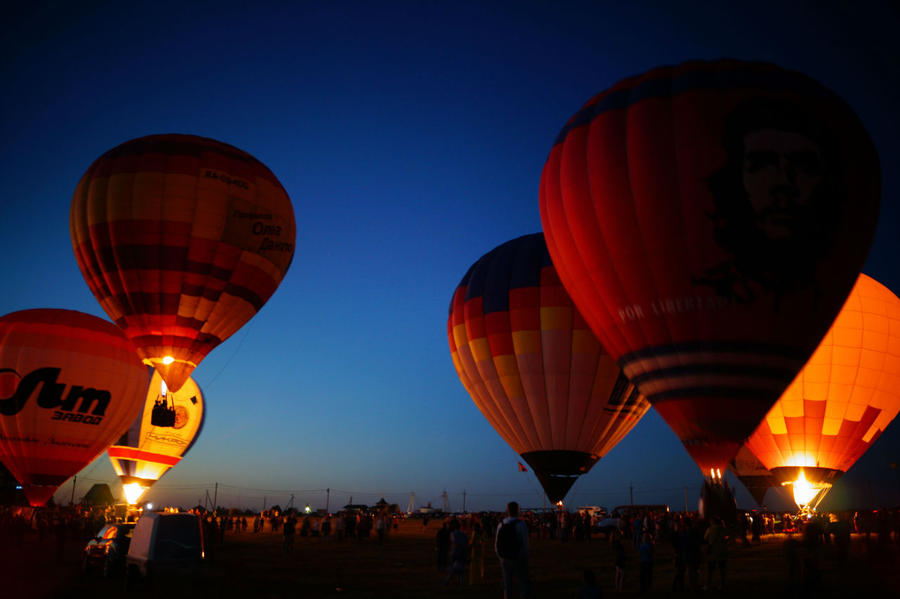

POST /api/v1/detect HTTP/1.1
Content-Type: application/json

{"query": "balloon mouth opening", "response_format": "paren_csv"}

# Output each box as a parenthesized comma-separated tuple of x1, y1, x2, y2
(779, 469, 833, 512)
(22, 481, 65, 507)
(143, 357, 198, 392)
(768, 466, 841, 513)
(520, 451, 600, 503)
(123, 483, 149, 505)
(142, 357, 198, 369)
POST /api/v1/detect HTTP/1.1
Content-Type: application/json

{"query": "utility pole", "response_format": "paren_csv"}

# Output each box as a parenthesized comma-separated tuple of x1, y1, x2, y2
(70, 475, 77, 505)
(213, 482, 218, 514)
(462, 490, 467, 513)
(441, 489, 450, 513)
(629, 482, 634, 506)
(288, 494, 295, 510)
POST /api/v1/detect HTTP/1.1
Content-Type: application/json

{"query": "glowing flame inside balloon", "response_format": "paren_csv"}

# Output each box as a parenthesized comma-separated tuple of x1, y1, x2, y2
(783, 469, 831, 511)
(123, 483, 149, 505)
(161, 356, 175, 365)
(792, 471, 817, 507)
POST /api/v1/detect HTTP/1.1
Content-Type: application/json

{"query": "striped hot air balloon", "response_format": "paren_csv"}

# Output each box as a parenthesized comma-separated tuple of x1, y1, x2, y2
(448, 234, 650, 502)
(108, 369, 205, 505)
(0, 309, 147, 506)
(70, 134, 296, 392)
(539, 60, 880, 474)
(744, 274, 900, 509)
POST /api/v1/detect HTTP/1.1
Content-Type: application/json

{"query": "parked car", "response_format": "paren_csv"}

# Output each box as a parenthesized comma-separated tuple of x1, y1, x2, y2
(82, 523, 135, 578)
(125, 512, 205, 590)
(611, 504, 670, 516)
(593, 517, 620, 539)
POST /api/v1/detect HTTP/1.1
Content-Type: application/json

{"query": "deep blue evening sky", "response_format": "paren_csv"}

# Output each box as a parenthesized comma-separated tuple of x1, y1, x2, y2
(2, 1, 898, 512)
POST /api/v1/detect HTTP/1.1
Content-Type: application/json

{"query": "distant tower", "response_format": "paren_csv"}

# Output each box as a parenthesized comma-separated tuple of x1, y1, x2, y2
(441, 489, 450, 513)
(407, 492, 416, 514)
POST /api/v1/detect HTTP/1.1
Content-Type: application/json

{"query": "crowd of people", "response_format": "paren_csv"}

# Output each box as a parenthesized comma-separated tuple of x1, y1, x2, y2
(2, 502, 900, 595)
(425, 504, 900, 596)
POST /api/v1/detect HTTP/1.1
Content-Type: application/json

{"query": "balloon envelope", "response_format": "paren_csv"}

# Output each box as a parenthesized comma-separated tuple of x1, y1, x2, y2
(70, 134, 296, 392)
(108, 369, 205, 502)
(448, 234, 650, 502)
(729, 445, 775, 507)
(745, 274, 900, 493)
(0, 309, 147, 506)
(539, 60, 880, 473)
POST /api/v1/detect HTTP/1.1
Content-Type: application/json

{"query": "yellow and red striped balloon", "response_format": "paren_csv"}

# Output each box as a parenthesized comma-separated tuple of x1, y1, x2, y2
(70, 134, 296, 392)
(448, 234, 650, 502)
(108, 369, 205, 504)
(745, 274, 900, 491)
(0, 309, 147, 506)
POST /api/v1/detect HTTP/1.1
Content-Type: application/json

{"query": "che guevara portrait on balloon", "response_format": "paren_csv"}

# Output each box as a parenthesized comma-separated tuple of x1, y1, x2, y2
(538, 61, 881, 523)
(693, 98, 845, 307)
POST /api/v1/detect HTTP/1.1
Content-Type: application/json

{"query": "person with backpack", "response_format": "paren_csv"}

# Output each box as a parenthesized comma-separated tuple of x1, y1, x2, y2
(495, 501, 532, 598)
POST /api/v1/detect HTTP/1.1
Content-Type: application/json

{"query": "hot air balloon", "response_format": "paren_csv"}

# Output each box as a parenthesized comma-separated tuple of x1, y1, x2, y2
(744, 274, 900, 512)
(70, 134, 296, 392)
(448, 233, 650, 502)
(108, 369, 205, 505)
(729, 445, 776, 507)
(0, 309, 147, 506)
(539, 60, 880, 475)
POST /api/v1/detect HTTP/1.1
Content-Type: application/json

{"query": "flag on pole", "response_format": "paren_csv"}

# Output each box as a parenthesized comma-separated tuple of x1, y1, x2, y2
(518, 461, 528, 472)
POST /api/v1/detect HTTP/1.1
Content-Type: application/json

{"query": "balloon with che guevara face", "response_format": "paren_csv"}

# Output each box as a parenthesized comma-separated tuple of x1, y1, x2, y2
(539, 59, 880, 474)
(0, 309, 147, 506)
(70, 134, 296, 393)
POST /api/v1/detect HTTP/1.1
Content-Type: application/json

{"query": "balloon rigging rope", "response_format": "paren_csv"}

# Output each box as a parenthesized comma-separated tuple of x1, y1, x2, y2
(202, 318, 256, 390)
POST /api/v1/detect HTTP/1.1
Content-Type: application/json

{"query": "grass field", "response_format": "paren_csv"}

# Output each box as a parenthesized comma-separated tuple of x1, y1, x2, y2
(3, 518, 899, 598)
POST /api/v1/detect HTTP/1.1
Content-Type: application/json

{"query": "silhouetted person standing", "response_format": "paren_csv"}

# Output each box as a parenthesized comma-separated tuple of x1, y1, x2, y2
(495, 501, 531, 599)
(283, 516, 296, 553)
(639, 532, 654, 593)
(444, 519, 468, 586)
(436, 522, 450, 571)
(704, 517, 728, 591)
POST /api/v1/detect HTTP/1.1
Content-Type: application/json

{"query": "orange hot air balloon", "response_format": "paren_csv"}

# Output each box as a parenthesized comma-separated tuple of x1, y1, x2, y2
(108, 369, 205, 505)
(70, 134, 296, 392)
(0, 309, 147, 506)
(448, 234, 650, 502)
(745, 274, 900, 509)
(539, 60, 880, 474)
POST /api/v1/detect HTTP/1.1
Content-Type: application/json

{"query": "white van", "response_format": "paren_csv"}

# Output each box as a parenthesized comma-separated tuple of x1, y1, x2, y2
(125, 512, 205, 589)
